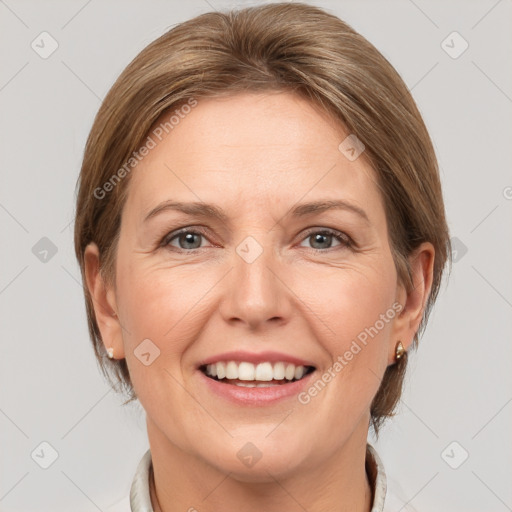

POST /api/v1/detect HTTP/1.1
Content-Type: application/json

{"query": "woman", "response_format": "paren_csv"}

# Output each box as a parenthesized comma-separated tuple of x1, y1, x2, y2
(74, 3, 451, 511)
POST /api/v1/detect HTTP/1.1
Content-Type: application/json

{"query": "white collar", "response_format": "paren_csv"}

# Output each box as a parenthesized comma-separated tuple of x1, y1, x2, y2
(127, 443, 388, 512)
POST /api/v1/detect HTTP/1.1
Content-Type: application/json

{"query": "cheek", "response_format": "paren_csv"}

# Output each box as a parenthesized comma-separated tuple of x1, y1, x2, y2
(295, 256, 397, 393)
(115, 256, 220, 357)
(335, 275, 395, 343)
(301, 260, 396, 340)
(114, 260, 206, 433)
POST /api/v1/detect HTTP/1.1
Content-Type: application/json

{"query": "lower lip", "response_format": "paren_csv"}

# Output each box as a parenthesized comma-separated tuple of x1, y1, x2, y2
(198, 369, 316, 405)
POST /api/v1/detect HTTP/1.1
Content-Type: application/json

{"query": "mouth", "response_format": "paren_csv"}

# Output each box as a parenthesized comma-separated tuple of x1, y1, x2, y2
(199, 361, 316, 387)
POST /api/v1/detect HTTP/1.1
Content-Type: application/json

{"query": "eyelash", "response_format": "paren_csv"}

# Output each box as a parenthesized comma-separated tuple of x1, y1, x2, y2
(160, 226, 355, 253)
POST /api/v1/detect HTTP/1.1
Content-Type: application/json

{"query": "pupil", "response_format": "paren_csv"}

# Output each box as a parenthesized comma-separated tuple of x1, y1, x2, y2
(182, 233, 200, 249)
(312, 233, 330, 249)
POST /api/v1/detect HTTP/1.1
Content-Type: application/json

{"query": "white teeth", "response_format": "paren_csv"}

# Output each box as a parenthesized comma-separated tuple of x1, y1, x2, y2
(216, 361, 226, 380)
(285, 363, 296, 380)
(255, 362, 273, 381)
(203, 361, 311, 382)
(238, 362, 255, 381)
(225, 361, 238, 379)
(273, 362, 285, 380)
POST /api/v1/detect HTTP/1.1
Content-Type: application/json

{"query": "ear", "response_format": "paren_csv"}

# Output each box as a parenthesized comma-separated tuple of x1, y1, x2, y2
(388, 242, 435, 365)
(84, 242, 125, 359)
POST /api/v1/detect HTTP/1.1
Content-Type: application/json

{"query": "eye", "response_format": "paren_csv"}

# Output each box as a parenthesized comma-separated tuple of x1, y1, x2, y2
(162, 228, 211, 251)
(160, 227, 353, 253)
(299, 228, 353, 251)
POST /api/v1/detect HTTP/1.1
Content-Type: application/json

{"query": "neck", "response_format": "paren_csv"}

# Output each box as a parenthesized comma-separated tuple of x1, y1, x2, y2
(146, 417, 373, 512)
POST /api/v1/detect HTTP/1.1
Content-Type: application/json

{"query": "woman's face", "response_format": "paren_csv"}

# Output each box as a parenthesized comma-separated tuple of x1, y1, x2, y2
(88, 91, 429, 479)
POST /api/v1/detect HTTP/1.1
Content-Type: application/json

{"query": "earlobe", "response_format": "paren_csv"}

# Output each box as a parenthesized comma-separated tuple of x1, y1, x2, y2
(389, 242, 435, 363)
(84, 242, 125, 359)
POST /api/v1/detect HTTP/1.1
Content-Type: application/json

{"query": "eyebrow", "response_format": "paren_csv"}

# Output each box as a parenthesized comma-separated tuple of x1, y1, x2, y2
(143, 199, 370, 224)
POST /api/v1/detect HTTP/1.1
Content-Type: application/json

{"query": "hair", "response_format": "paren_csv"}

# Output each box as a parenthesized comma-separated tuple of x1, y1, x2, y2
(74, 2, 451, 436)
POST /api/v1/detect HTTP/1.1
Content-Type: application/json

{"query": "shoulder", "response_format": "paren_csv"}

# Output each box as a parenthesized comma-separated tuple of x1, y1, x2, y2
(367, 443, 419, 512)
(382, 465, 421, 511)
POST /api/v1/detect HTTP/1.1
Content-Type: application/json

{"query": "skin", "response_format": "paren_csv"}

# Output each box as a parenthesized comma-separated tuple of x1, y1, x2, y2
(85, 91, 434, 512)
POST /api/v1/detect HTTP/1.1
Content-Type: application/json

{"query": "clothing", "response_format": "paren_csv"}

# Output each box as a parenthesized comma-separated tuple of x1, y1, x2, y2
(106, 443, 417, 512)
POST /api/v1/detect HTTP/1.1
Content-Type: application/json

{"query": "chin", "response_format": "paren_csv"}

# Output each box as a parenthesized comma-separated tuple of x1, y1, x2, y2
(197, 433, 311, 482)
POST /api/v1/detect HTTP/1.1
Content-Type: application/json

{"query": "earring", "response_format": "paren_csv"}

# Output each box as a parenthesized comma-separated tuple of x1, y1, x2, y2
(395, 341, 405, 361)
(106, 347, 114, 359)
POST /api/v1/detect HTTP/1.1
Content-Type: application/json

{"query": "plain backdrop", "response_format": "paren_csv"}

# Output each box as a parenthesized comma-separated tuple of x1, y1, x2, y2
(1, 0, 511, 510)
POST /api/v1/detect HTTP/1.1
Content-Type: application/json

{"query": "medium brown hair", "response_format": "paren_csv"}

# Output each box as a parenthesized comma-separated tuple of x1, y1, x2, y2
(74, 2, 451, 435)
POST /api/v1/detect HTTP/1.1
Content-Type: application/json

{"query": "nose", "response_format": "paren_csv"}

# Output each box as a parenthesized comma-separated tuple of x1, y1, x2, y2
(218, 237, 292, 330)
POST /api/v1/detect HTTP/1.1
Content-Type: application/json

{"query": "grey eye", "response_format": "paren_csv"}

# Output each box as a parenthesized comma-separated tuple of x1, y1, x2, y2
(167, 231, 206, 250)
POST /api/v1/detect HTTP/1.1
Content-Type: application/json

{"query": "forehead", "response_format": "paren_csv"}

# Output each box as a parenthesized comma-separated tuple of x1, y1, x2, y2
(125, 92, 384, 222)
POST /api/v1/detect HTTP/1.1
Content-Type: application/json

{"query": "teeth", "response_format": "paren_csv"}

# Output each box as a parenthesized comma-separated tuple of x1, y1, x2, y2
(238, 362, 255, 381)
(273, 362, 285, 380)
(203, 361, 311, 382)
(254, 362, 273, 381)
(285, 364, 296, 380)
(226, 361, 238, 379)
(294, 365, 305, 380)
(216, 362, 226, 379)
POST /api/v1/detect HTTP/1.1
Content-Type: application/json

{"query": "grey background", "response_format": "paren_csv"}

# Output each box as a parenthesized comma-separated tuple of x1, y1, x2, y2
(1, 0, 511, 510)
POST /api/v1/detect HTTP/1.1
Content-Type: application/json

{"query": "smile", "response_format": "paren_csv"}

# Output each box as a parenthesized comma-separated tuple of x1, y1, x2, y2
(199, 361, 316, 387)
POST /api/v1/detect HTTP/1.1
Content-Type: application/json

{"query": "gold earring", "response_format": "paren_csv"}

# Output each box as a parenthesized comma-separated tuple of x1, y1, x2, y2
(107, 347, 114, 359)
(395, 341, 405, 361)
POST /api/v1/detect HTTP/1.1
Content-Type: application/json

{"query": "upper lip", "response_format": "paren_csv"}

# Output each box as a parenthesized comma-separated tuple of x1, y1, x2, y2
(197, 351, 316, 368)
